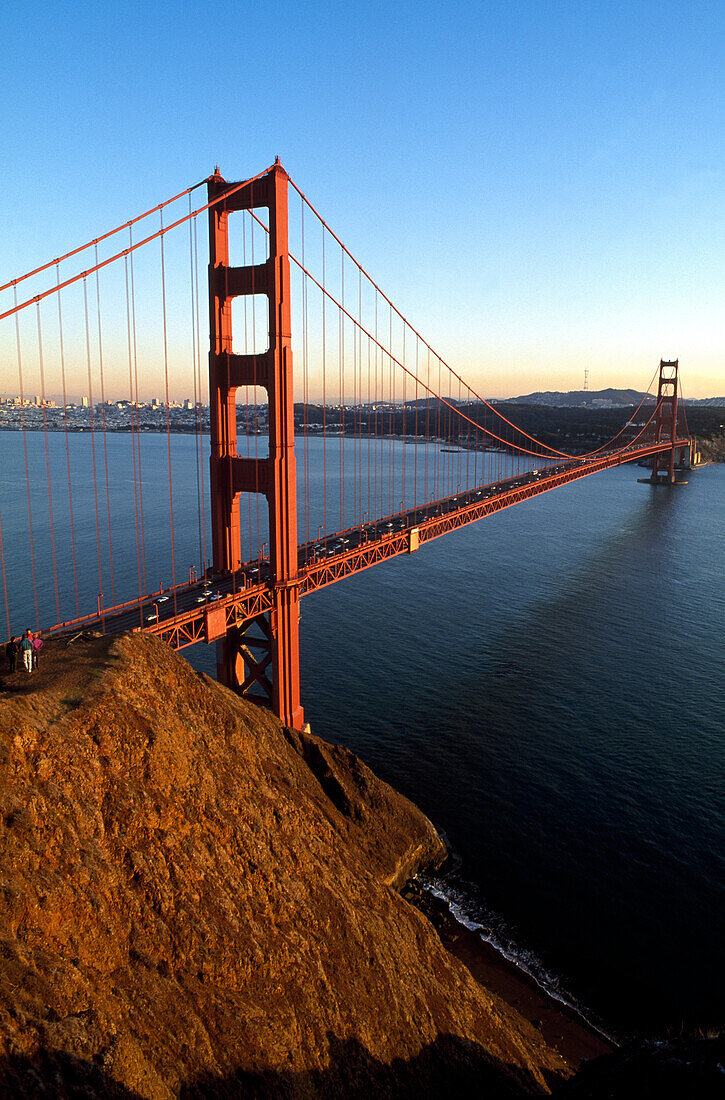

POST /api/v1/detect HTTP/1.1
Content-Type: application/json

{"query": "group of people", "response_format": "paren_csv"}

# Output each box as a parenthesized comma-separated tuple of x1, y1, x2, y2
(5, 630, 43, 674)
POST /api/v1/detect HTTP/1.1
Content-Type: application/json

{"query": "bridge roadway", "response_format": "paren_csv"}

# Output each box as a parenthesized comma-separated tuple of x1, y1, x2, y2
(46, 438, 689, 650)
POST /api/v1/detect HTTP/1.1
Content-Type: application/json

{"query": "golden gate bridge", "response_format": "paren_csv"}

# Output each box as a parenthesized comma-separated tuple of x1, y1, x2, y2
(0, 161, 693, 729)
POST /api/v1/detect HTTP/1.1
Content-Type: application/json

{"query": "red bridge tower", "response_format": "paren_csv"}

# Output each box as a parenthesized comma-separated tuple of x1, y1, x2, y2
(650, 358, 682, 484)
(207, 162, 304, 730)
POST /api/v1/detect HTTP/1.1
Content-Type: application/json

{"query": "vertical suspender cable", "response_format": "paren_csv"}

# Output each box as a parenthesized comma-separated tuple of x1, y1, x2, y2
(374, 300, 379, 517)
(367, 327, 371, 525)
(57, 267, 80, 616)
(301, 197, 310, 546)
(456, 377, 461, 493)
(350, 264, 355, 526)
(35, 302, 61, 624)
(129, 230, 148, 594)
(322, 227, 327, 539)
(434, 359, 441, 500)
(159, 210, 178, 615)
(0, 510, 10, 640)
(193, 217, 208, 572)
(357, 267, 362, 524)
(445, 392, 450, 495)
(243, 214, 253, 562)
(350, 268, 355, 526)
(381, 303, 385, 517)
(124, 254, 144, 622)
(402, 326, 406, 511)
(340, 248, 345, 530)
(465, 384, 470, 491)
(95, 245, 116, 606)
(83, 278, 105, 618)
(251, 204, 261, 563)
(424, 350, 430, 504)
(189, 199, 204, 571)
(472, 386, 478, 487)
(678, 379, 690, 440)
(14, 288, 40, 629)
(388, 307, 393, 515)
(414, 339, 418, 510)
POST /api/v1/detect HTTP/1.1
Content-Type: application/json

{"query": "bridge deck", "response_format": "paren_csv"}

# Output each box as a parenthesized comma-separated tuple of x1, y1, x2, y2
(46, 439, 690, 649)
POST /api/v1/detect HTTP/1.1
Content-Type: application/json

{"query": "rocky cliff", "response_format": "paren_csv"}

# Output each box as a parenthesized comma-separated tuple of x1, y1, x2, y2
(0, 633, 570, 1097)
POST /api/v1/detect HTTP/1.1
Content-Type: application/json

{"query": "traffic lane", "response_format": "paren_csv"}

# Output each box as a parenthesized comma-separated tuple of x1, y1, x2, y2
(94, 454, 629, 633)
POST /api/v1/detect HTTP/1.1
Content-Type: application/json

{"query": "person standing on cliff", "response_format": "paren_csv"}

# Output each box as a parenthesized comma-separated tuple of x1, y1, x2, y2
(31, 631, 43, 669)
(21, 631, 33, 674)
(5, 636, 18, 673)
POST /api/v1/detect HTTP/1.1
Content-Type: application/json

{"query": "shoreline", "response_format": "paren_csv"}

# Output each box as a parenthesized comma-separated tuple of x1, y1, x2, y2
(403, 879, 614, 1071)
(2, 423, 722, 460)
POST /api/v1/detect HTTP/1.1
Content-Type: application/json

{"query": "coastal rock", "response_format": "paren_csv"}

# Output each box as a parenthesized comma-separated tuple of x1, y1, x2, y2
(556, 1035, 725, 1098)
(0, 633, 569, 1097)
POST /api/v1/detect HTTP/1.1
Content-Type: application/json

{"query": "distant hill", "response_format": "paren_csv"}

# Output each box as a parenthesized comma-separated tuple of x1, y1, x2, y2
(497, 388, 725, 408)
(497, 388, 651, 408)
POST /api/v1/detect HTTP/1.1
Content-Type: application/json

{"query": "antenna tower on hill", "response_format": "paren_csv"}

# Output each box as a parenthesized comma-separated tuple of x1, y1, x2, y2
(584, 369, 589, 392)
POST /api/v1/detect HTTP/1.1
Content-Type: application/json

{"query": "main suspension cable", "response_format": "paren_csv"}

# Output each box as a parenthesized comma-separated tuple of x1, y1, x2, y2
(0, 164, 277, 324)
(0, 178, 209, 295)
(290, 253, 565, 461)
(286, 176, 576, 459)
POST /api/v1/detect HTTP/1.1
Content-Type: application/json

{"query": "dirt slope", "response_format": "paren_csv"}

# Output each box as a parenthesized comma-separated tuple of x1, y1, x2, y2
(0, 633, 569, 1097)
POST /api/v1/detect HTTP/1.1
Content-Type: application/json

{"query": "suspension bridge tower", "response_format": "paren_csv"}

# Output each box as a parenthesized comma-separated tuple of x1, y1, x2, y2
(650, 358, 682, 485)
(207, 161, 304, 730)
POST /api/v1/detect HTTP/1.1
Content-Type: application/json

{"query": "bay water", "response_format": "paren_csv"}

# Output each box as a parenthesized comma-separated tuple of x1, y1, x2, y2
(1, 429, 723, 1037)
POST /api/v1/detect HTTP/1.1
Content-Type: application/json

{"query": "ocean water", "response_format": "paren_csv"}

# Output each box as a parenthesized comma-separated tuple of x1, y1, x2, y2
(296, 457, 725, 1039)
(1, 429, 723, 1038)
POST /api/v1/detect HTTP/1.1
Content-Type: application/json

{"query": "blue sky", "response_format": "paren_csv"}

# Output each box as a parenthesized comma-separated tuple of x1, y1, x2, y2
(1, 0, 723, 398)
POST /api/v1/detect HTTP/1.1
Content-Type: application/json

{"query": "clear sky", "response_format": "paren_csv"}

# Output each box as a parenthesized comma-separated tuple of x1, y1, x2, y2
(1, 0, 723, 399)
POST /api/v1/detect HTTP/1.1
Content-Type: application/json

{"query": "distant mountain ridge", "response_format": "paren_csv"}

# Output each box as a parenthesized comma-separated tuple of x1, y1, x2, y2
(496, 388, 725, 408)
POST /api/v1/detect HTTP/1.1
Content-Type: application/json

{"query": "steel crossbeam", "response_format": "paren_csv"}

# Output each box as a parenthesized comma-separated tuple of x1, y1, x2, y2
(145, 586, 274, 649)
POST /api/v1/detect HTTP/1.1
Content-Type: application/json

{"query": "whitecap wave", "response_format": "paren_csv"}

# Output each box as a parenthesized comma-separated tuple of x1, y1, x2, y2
(419, 871, 616, 1044)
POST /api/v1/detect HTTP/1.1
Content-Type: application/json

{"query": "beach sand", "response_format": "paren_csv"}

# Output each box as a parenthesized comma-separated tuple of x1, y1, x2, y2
(404, 883, 614, 1071)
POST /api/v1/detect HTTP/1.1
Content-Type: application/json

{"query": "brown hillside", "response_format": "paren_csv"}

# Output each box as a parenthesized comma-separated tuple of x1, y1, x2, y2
(0, 633, 570, 1097)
